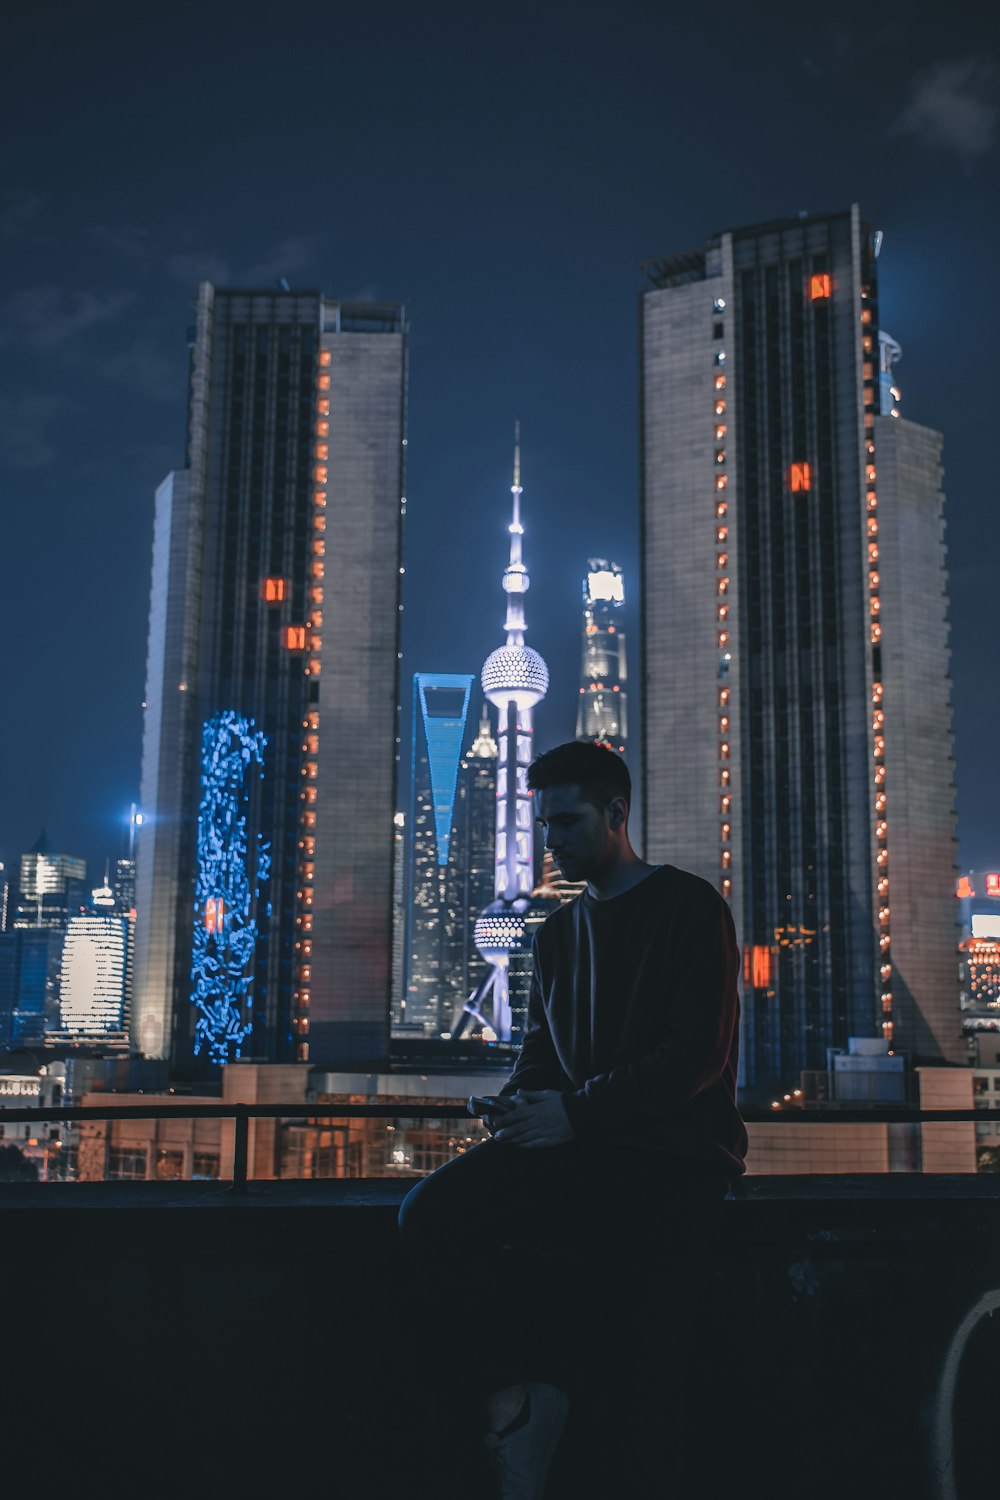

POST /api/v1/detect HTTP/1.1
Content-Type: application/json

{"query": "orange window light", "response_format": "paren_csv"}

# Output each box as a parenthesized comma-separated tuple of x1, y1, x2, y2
(315, 443, 329, 461)
(987, 873, 1000, 896)
(789, 462, 812, 492)
(810, 273, 832, 300)
(285, 625, 307, 651)
(262, 577, 287, 603)
(317, 398, 330, 416)
(317, 374, 331, 390)
(751, 945, 773, 988)
(715, 374, 727, 391)
(205, 897, 225, 933)
(316, 420, 329, 437)
(318, 350, 331, 367)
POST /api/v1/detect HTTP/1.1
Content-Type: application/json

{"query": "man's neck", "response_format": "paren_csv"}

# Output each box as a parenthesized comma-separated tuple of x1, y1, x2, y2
(587, 847, 656, 902)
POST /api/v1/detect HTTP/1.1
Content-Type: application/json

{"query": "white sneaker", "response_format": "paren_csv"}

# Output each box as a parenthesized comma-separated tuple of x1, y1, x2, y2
(483, 1382, 570, 1500)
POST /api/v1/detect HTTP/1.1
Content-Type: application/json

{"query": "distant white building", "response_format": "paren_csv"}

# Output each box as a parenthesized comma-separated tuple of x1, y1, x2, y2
(57, 876, 129, 1041)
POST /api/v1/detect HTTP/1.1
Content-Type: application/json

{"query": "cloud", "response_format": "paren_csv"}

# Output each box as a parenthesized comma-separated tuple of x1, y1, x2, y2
(0, 285, 133, 351)
(241, 233, 327, 285)
(890, 58, 999, 162)
(164, 234, 328, 292)
(88, 224, 154, 268)
(0, 193, 48, 242)
(0, 393, 66, 470)
(85, 334, 183, 401)
(164, 250, 232, 287)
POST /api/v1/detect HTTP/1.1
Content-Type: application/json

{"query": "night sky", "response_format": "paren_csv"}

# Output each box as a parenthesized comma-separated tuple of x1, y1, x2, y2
(1, 0, 998, 882)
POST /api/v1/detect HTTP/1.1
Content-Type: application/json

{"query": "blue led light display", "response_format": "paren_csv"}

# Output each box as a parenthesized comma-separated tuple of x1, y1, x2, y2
(190, 711, 271, 1064)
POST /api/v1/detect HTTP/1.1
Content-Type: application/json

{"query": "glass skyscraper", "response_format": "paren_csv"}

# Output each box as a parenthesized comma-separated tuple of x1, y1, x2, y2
(575, 559, 628, 754)
(640, 206, 961, 1101)
(134, 285, 407, 1076)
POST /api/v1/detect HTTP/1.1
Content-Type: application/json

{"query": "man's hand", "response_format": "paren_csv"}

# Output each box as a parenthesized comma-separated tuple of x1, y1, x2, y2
(494, 1090, 575, 1149)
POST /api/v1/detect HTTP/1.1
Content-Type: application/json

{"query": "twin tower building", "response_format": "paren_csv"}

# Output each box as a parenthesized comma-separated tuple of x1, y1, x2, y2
(133, 206, 962, 1104)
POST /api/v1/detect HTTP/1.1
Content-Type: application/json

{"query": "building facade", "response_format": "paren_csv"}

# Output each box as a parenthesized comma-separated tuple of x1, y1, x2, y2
(134, 285, 407, 1077)
(640, 206, 961, 1102)
(402, 674, 476, 1037)
(575, 559, 628, 755)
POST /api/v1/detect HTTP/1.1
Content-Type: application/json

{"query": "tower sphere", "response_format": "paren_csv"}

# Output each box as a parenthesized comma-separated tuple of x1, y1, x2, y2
(474, 897, 529, 960)
(482, 645, 549, 709)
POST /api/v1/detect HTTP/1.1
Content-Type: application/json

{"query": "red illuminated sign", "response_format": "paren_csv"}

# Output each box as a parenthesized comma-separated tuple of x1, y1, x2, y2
(987, 873, 1000, 896)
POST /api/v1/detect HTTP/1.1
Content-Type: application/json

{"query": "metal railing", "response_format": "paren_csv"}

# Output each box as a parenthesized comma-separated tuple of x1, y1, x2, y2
(1, 1102, 999, 1190)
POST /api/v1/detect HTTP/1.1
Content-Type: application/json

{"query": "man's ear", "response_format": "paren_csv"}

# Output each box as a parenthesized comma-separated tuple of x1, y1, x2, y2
(609, 798, 627, 830)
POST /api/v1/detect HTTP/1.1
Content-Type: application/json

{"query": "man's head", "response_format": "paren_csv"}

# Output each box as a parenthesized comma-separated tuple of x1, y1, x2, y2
(527, 742, 632, 883)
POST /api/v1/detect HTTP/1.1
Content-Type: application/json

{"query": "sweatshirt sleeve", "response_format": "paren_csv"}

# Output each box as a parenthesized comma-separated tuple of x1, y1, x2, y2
(561, 886, 740, 1139)
(499, 939, 566, 1098)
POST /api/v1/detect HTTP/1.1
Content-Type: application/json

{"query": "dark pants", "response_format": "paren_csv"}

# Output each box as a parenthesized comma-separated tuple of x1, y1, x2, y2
(397, 1136, 729, 1395)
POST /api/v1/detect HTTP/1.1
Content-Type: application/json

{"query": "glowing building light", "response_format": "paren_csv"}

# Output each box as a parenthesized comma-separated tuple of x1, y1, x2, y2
(190, 711, 271, 1065)
(789, 462, 812, 493)
(262, 577, 288, 603)
(810, 274, 832, 300)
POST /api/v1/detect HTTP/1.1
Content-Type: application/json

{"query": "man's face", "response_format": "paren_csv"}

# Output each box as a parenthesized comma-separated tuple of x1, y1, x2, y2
(536, 784, 619, 882)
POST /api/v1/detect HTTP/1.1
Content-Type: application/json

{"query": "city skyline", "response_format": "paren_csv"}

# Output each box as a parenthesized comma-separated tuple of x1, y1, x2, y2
(1, 7, 998, 882)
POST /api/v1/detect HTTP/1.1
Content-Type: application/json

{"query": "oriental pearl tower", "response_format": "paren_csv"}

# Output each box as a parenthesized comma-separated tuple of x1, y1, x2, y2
(459, 427, 549, 1043)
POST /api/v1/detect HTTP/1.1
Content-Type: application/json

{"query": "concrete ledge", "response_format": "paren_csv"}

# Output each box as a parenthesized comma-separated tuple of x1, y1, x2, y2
(2, 1176, 997, 1498)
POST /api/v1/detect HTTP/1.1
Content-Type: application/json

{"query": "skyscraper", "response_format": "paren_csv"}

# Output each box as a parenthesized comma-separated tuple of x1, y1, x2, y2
(576, 559, 628, 754)
(134, 285, 407, 1077)
(56, 876, 130, 1045)
(9, 832, 89, 1046)
(640, 207, 961, 1101)
(402, 673, 476, 1037)
(474, 432, 549, 1042)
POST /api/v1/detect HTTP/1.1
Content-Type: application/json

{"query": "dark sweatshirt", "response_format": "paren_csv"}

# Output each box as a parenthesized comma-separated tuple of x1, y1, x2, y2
(500, 863, 747, 1177)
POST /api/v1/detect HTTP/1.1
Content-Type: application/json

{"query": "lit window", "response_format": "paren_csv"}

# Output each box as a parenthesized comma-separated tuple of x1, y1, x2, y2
(716, 527, 728, 543)
(871, 623, 882, 642)
(311, 561, 325, 579)
(720, 768, 731, 786)
(875, 766, 886, 786)
(261, 577, 288, 603)
(868, 543, 879, 562)
(317, 398, 330, 416)
(810, 273, 832, 300)
(870, 598, 880, 615)
(721, 823, 731, 840)
(713, 297, 726, 313)
(789, 462, 812, 492)
(715, 451, 726, 465)
(867, 518, 878, 537)
(317, 374, 330, 390)
(316, 420, 330, 437)
(314, 465, 328, 483)
(715, 374, 726, 391)
(715, 425, 727, 441)
(863, 362, 874, 382)
(715, 400, 726, 416)
(315, 443, 329, 461)
(714, 350, 726, 366)
(866, 465, 876, 483)
(716, 502, 728, 518)
(716, 476, 728, 491)
(720, 742, 730, 759)
(313, 490, 327, 506)
(721, 795, 731, 812)
(721, 849, 732, 869)
(285, 626, 307, 651)
(719, 715, 730, 732)
(750, 945, 772, 987)
(718, 630, 729, 646)
(717, 553, 728, 568)
(721, 877, 732, 896)
(719, 689, 730, 706)
(318, 351, 331, 367)
(861, 308, 872, 326)
(718, 578, 729, 595)
(313, 538, 325, 556)
(314, 513, 326, 532)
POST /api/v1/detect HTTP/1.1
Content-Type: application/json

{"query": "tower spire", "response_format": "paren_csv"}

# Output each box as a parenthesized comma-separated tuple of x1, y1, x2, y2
(503, 421, 528, 647)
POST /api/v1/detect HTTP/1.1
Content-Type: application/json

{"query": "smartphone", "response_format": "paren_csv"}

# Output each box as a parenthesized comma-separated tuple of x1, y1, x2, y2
(467, 1094, 516, 1120)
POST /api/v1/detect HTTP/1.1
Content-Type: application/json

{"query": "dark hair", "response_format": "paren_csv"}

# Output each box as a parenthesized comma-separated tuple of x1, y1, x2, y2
(527, 742, 631, 812)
